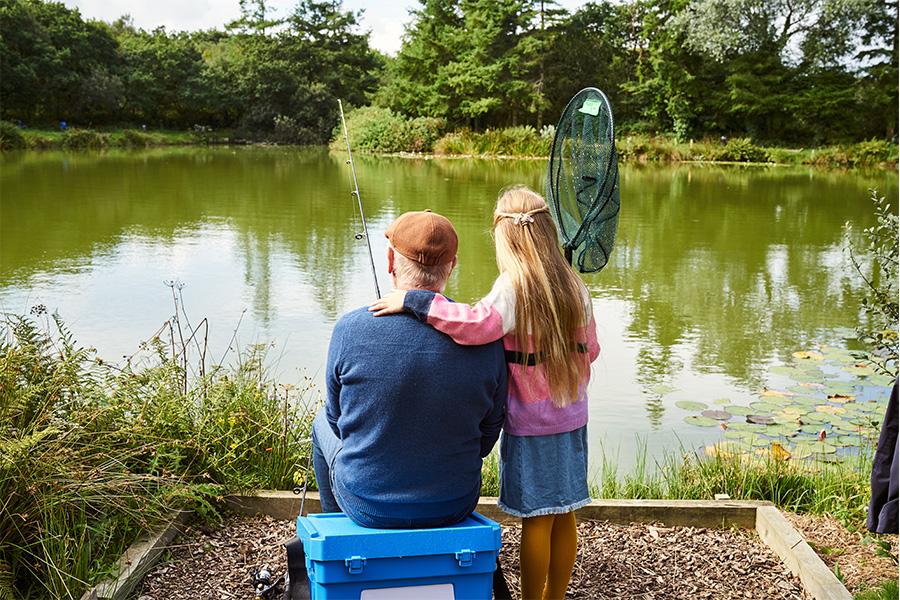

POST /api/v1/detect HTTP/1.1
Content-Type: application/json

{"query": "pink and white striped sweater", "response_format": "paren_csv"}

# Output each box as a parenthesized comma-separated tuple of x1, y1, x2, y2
(403, 273, 600, 436)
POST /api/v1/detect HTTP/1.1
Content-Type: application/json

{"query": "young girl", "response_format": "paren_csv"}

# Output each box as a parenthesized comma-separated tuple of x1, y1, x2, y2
(369, 185, 599, 600)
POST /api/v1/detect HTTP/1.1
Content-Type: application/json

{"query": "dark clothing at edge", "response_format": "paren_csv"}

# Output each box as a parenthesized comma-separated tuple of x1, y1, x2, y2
(868, 380, 898, 534)
(315, 305, 507, 528)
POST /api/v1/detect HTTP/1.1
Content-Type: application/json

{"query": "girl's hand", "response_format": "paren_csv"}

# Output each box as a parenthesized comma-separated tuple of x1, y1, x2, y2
(368, 290, 408, 316)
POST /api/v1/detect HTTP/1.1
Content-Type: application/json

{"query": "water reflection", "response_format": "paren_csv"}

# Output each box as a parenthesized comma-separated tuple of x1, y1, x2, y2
(1, 148, 896, 463)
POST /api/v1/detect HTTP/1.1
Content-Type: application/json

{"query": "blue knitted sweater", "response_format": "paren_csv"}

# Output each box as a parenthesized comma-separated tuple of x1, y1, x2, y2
(325, 305, 507, 528)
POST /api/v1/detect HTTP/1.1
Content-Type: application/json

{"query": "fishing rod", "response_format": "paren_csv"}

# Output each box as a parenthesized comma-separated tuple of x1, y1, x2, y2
(338, 99, 381, 299)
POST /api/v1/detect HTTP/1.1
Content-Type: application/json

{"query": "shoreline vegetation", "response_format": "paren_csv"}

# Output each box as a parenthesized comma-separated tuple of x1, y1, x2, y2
(1, 312, 893, 599)
(3, 120, 897, 170)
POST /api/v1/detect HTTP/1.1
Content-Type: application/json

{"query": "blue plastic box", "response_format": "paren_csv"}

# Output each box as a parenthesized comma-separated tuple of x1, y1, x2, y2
(296, 512, 501, 600)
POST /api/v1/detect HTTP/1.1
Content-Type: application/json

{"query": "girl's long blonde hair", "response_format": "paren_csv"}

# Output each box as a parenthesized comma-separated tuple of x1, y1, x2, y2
(493, 185, 589, 407)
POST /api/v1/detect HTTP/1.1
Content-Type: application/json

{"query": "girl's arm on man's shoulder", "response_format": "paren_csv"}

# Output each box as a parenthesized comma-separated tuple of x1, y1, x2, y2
(404, 275, 515, 345)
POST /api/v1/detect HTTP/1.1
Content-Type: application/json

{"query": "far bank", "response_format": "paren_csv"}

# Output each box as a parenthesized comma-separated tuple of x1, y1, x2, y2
(2, 120, 898, 170)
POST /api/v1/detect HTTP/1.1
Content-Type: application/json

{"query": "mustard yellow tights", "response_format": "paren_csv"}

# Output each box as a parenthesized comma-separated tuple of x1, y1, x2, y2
(519, 512, 578, 600)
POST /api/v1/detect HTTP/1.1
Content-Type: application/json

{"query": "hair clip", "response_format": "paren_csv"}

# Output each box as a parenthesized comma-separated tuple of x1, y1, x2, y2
(513, 213, 535, 226)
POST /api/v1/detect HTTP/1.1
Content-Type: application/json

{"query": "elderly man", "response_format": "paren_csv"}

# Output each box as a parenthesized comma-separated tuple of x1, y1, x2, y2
(311, 210, 507, 528)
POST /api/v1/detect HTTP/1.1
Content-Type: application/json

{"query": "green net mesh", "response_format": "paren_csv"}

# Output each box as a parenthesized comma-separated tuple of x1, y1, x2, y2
(546, 87, 620, 273)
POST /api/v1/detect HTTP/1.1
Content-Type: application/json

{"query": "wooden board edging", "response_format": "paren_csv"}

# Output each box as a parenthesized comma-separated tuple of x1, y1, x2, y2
(92, 494, 850, 600)
(79, 511, 188, 600)
(225, 491, 767, 529)
(755, 506, 852, 600)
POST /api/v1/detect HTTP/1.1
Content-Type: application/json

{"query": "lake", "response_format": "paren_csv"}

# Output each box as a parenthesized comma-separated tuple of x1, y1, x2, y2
(1, 147, 896, 472)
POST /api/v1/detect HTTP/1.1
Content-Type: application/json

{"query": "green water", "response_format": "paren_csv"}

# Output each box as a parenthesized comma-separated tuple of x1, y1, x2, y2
(1, 147, 896, 469)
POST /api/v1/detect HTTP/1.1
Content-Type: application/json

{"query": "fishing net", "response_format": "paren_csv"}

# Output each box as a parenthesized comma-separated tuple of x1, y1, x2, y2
(546, 87, 620, 273)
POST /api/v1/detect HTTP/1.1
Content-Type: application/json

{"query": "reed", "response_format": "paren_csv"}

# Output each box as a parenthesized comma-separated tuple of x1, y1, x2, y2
(0, 314, 316, 599)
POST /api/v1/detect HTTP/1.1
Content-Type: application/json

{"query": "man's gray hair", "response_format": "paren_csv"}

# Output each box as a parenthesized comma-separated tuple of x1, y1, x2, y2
(392, 251, 454, 291)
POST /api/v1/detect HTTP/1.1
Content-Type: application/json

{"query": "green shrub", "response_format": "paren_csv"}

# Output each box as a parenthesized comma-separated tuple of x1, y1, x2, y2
(847, 190, 899, 376)
(433, 126, 547, 157)
(847, 139, 896, 167)
(712, 137, 769, 163)
(120, 129, 151, 148)
(403, 116, 445, 152)
(0, 121, 26, 151)
(618, 134, 684, 162)
(0, 315, 315, 599)
(433, 130, 475, 155)
(332, 106, 446, 153)
(854, 579, 899, 600)
(61, 129, 105, 149)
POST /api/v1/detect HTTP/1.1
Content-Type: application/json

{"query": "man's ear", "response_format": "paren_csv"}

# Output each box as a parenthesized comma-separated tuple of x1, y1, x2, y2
(387, 246, 395, 275)
(451, 256, 458, 270)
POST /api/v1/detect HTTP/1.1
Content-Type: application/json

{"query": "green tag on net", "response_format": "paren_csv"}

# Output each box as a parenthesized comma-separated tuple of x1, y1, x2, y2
(578, 98, 601, 116)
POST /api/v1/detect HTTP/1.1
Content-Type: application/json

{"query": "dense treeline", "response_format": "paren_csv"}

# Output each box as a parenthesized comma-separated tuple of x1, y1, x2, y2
(0, 0, 380, 143)
(0, 0, 896, 145)
(380, 0, 898, 144)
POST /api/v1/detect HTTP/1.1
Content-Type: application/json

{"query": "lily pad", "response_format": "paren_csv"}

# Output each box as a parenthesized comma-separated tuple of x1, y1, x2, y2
(773, 413, 801, 425)
(651, 384, 677, 395)
(789, 396, 821, 406)
(713, 398, 732, 406)
(794, 441, 837, 454)
(824, 384, 856, 396)
(800, 424, 828, 434)
(725, 421, 755, 432)
(725, 405, 754, 416)
(761, 388, 794, 398)
(747, 414, 775, 425)
(674, 400, 707, 411)
(834, 435, 862, 448)
(704, 441, 746, 458)
(769, 424, 800, 437)
(827, 393, 855, 403)
(701, 409, 732, 421)
(846, 365, 876, 377)
(770, 365, 803, 377)
(802, 413, 829, 425)
(869, 375, 896, 387)
(684, 415, 718, 427)
(790, 371, 826, 383)
(793, 350, 824, 361)
(793, 441, 837, 457)
(723, 431, 757, 443)
(797, 381, 826, 389)
(816, 405, 846, 415)
(854, 402, 885, 414)
(750, 401, 781, 413)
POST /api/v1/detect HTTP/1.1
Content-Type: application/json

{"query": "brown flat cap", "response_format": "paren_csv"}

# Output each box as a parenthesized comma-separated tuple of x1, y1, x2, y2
(385, 210, 458, 266)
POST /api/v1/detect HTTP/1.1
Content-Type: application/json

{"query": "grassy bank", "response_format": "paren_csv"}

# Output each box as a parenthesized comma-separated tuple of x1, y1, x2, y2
(0, 314, 315, 599)
(481, 442, 876, 530)
(334, 107, 899, 168)
(0, 122, 230, 151)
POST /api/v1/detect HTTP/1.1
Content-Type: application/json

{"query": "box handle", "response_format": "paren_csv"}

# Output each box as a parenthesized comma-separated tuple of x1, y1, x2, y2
(345, 555, 366, 574)
(455, 549, 475, 568)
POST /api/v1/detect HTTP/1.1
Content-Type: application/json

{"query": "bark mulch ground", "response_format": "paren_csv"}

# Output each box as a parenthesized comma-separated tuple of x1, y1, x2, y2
(499, 520, 807, 599)
(785, 512, 899, 595)
(136, 515, 811, 599)
(135, 515, 294, 600)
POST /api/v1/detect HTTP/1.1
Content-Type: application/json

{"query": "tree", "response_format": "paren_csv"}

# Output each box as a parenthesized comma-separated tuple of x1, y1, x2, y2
(0, 0, 120, 123)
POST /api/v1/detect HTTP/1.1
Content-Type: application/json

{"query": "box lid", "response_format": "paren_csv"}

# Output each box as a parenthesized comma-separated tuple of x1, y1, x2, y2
(297, 512, 501, 562)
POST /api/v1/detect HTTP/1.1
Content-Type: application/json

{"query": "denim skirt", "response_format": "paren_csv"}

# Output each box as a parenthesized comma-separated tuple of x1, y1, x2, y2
(498, 426, 591, 518)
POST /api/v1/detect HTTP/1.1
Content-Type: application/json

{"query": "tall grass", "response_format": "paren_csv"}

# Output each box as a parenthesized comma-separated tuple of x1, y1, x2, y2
(481, 438, 875, 529)
(0, 314, 316, 599)
(433, 127, 551, 157)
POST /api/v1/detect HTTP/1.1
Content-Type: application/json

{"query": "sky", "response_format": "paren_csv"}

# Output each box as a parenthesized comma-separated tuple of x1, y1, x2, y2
(62, 0, 588, 55)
